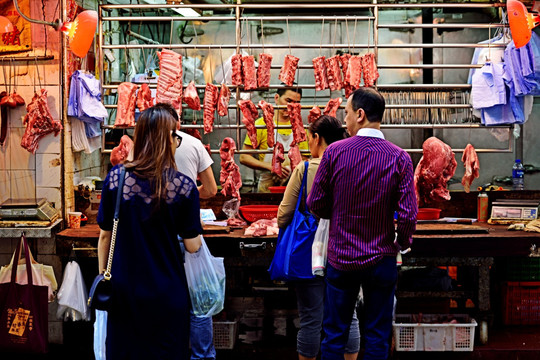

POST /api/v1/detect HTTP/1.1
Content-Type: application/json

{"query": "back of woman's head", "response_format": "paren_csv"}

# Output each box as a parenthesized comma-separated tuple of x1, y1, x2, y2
(125, 105, 178, 199)
(308, 115, 348, 146)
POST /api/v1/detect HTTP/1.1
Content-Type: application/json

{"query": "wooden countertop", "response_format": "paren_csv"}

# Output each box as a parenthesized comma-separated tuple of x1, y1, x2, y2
(56, 222, 540, 258)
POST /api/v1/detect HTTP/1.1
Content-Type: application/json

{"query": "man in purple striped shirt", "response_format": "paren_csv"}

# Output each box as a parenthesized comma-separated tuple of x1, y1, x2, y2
(307, 87, 417, 360)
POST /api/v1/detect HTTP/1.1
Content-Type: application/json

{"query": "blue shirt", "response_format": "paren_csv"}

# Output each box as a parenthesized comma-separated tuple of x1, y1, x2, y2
(471, 62, 506, 109)
(68, 71, 108, 138)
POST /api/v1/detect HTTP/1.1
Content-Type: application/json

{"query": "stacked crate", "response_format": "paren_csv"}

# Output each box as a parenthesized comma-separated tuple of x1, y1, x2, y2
(500, 258, 540, 325)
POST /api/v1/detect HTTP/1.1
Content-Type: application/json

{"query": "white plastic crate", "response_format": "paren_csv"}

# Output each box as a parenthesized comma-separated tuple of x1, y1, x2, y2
(213, 321, 237, 349)
(393, 314, 477, 352)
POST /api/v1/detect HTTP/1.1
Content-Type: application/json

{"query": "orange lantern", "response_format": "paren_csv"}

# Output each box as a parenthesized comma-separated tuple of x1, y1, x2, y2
(0, 16, 14, 33)
(507, 0, 540, 48)
(60, 10, 98, 58)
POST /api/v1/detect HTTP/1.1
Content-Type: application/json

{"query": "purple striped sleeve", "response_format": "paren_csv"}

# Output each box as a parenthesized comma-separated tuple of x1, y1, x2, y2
(307, 151, 332, 219)
(395, 152, 418, 249)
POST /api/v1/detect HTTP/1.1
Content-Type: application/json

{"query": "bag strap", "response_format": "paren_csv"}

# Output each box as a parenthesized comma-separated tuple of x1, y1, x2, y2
(11, 232, 33, 285)
(103, 166, 126, 281)
(294, 161, 310, 212)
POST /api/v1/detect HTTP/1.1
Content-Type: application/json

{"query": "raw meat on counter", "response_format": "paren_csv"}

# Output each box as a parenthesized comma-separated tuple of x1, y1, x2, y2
(323, 97, 343, 117)
(287, 102, 306, 145)
(312, 56, 329, 91)
(115, 82, 138, 126)
(308, 105, 322, 124)
(227, 217, 247, 228)
(361, 53, 380, 87)
(257, 53, 273, 88)
(244, 218, 279, 237)
(220, 137, 242, 199)
(288, 144, 302, 171)
(258, 100, 275, 148)
(272, 142, 285, 177)
(110, 135, 133, 166)
(242, 55, 257, 90)
(156, 49, 183, 110)
(203, 83, 219, 134)
(20, 89, 63, 154)
(279, 54, 300, 86)
(136, 83, 154, 111)
(231, 54, 243, 86)
(347, 55, 363, 89)
(238, 99, 259, 148)
(217, 83, 231, 117)
(183, 81, 201, 111)
(414, 137, 457, 207)
(325, 56, 343, 91)
(461, 143, 480, 193)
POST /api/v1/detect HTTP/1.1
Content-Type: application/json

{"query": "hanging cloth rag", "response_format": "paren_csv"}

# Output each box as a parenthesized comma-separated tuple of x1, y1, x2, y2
(68, 70, 108, 138)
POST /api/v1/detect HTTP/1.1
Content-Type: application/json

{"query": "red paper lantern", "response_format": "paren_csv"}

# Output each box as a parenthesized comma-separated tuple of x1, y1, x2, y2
(61, 10, 98, 58)
(0, 16, 14, 33)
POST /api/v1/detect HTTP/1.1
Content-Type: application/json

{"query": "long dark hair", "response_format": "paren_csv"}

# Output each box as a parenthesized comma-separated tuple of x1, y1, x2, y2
(124, 106, 178, 200)
(308, 115, 348, 145)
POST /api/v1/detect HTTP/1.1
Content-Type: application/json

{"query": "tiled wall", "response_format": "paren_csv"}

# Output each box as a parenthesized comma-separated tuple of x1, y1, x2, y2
(0, 0, 63, 211)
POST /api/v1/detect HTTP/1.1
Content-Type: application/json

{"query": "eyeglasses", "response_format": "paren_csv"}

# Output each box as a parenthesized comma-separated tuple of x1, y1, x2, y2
(172, 131, 182, 148)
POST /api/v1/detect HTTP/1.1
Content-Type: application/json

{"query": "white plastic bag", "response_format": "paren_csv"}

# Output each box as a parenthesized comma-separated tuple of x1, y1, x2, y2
(94, 310, 107, 360)
(56, 260, 90, 321)
(312, 219, 329, 276)
(184, 237, 225, 317)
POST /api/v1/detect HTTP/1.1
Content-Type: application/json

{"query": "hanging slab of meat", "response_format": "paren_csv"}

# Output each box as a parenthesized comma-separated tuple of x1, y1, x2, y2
(287, 102, 306, 146)
(258, 100, 275, 148)
(279, 54, 300, 86)
(347, 55, 363, 89)
(242, 55, 257, 90)
(257, 53, 273, 88)
(136, 83, 154, 112)
(414, 137, 458, 207)
(220, 137, 242, 199)
(272, 142, 285, 177)
(203, 83, 219, 134)
(0, 92, 25, 108)
(461, 144, 480, 193)
(217, 83, 231, 117)
(238, 99, 259, 148)
(308, 105, 322, 124)
(339, 54, 351, 84)
(325, 56, 344, 91)
(288, 144, 302, 172)
(323, 97, 343, 117)
(156, 49, 183, 110)
(21, 89, 63, 154)
(312, 56, 329, 91)
(110, 135, 133, 166)
(231, 54, 243, 86)
(114, 82, 138, 127)
(183, 80, 201, 111)
(361, 53, 380, 87)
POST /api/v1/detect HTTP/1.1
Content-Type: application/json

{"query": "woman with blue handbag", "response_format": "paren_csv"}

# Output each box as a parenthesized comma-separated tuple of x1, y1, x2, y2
(275, 115, 360, 360)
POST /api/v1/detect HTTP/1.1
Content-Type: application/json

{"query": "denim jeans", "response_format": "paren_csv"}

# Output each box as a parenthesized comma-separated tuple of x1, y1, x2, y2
(295, 277, 360, 358)
(321, 257, 397, 360)
(190, 313, 216, 360)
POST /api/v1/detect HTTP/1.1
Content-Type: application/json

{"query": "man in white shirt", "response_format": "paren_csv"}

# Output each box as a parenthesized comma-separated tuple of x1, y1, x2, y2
(156, 103, 218, 360)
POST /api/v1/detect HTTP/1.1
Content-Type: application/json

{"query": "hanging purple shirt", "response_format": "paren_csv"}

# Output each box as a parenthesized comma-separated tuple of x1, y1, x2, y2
(307, 129, 417, 271)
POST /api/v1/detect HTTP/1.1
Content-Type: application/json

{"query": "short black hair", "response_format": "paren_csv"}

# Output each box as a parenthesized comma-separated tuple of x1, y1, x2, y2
(154, 102, 180, 123)
(277, 83, 302, 98)
(350, 87, 385, 123)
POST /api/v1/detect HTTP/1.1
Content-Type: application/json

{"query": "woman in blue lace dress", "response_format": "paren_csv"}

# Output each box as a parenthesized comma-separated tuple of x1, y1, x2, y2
(97, 106, 202, 359)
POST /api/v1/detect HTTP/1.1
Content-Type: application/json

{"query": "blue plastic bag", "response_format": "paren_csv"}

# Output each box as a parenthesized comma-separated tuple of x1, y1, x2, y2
(269, 162, 317, 281)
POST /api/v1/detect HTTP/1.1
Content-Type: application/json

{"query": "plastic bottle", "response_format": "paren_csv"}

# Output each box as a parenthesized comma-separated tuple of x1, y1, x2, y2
(512, 159, 525, 191)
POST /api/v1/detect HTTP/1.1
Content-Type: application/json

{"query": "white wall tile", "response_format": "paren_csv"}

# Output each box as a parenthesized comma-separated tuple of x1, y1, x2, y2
(35, 131, 61, 155)
(36, 187, 61, 211)
(7, 128, 35, 170)
(0, 171, 9, 203)
(10, 170, 36, 199)
(0, 136, 10, 170)
(36, 154, 61, 188)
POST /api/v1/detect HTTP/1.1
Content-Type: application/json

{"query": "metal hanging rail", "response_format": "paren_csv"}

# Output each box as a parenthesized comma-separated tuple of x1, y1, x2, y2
(98, 1, 512, 155)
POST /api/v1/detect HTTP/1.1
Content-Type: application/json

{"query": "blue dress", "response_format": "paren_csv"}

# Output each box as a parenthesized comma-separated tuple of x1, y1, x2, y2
(97, 165, 202, 359)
